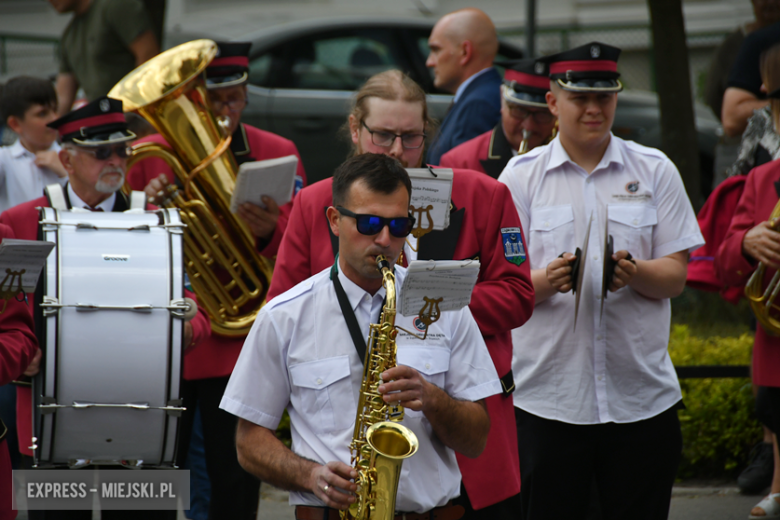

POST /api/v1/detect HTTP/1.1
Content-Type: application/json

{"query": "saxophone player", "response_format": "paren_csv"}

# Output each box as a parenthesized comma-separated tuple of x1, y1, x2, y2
(220, 153, 501, 520)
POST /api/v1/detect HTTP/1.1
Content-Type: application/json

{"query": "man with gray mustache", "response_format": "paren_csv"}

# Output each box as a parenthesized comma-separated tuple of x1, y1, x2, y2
(0, 97, 211, 513)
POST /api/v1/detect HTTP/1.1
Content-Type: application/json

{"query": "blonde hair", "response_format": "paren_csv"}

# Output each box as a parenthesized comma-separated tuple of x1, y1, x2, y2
(345, 70, 436, 155)
(760, 42, 780, 131)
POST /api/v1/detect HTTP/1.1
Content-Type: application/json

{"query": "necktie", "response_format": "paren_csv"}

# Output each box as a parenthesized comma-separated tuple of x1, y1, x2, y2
(84, 206, 104, 212)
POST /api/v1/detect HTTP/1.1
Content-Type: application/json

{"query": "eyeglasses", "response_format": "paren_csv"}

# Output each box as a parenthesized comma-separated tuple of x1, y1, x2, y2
(211, 98, 248, 112)
(78, 145, 132, 160)
(336, 206, 416, 238)
(507, 106, 555, 124)
(361, 121, 426, 149)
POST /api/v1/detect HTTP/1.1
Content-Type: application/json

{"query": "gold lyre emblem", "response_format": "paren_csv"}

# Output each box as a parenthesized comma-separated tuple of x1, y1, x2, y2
(409, 204, 434, 239)
(418, 296, 443, 327)
(0, 268, 25, 313)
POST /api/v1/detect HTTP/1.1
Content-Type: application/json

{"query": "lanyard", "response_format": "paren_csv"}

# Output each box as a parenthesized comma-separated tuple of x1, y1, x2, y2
(330, 255, 369, 365)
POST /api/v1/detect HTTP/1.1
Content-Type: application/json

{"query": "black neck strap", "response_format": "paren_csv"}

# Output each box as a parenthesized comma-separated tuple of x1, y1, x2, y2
(331, 255, 368, 365)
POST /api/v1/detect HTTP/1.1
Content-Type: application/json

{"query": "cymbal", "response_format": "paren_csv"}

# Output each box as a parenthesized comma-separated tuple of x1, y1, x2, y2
(573, 213, 593, 331)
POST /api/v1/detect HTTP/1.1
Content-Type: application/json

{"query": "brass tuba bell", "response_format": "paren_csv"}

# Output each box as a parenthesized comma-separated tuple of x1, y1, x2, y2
(745, 199, 780, 335)
(109, 39, 274, 337)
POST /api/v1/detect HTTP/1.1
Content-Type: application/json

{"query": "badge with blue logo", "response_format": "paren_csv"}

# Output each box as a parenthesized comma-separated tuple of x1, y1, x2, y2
(184, 273, 193, 292)
(294, 175, 304, 195)
(501, 227, 526, 266)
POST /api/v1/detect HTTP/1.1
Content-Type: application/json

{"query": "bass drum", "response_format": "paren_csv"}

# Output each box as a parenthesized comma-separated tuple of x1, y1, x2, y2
(33, 207, 188, 468)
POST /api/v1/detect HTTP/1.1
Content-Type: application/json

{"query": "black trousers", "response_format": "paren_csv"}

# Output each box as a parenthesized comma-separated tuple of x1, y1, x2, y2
(514, 405, 682, 520)
(452, 481, 521, 520)
(179, 376, 260, 520)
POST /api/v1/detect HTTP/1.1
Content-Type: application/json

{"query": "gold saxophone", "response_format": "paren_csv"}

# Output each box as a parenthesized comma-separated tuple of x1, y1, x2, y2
(745, 199, 780, 334)
(342, 255, 419, 520)
(109, 39, 274, 337)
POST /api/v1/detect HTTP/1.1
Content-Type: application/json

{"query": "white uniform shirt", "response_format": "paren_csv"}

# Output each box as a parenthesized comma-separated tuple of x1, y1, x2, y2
(0, 140, 65, 212)
(221, 264, 501, 513)
(497, 135, 704, 425)
(67, 183, 116, 212)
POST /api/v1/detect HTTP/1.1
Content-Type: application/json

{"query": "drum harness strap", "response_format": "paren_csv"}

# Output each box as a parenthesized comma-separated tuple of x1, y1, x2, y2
(44, 184, 146, 211)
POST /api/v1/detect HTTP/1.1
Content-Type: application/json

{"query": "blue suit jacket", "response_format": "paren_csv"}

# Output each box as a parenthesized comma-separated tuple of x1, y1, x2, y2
(427, 68, 502, 166)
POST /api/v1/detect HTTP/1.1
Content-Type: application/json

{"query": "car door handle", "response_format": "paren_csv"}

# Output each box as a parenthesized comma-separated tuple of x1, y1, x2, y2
(292, 118, 329, 132)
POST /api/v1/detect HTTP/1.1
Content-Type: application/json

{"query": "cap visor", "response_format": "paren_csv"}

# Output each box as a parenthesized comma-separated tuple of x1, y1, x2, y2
(206, 71, 248, 89)
(72, 130, 137, 146)
(556, 78, 623, 93)
(503, 86, 549, 108)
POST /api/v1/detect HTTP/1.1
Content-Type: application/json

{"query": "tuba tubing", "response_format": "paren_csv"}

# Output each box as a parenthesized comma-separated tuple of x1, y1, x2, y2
(110, 40, 274, 337)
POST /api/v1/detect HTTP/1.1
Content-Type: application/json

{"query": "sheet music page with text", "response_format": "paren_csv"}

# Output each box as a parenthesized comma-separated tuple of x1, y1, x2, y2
(398, 259, 480, 317)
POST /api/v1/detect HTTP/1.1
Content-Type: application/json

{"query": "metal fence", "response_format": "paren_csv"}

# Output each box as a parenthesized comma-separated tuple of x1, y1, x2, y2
(499, 24, 731, 100)
(0, 33, 59, 78)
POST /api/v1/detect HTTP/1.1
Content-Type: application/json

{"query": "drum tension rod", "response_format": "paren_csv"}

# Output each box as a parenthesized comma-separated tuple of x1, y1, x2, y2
(39, 397, 185, 416)
(38, 220, 186, 232)
(40, 297, 192, 315)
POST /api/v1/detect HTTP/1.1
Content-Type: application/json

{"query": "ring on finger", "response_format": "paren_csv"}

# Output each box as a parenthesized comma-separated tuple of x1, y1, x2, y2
(323, 484, 329, 493)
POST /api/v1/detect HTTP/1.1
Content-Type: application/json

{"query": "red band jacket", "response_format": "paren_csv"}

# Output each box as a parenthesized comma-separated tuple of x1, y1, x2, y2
(268, 167, 535, 509)
(439, 125, 515, 179)
(716, 160, 780, 387)
(0, 223, 38, 520)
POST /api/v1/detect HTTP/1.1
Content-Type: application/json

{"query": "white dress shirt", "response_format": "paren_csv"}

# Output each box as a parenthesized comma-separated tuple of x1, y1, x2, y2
(0, 140, 65, 212)
(498, 135, 704, 425)
(221, 264, 501, 513)
(67, 183, 116, 212)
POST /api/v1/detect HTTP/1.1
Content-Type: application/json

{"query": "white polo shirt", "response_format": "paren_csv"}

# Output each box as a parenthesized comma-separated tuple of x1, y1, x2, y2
(221, 264, 501, 513)
(498, 134, 704, 425)
(0, 140, 65, 212)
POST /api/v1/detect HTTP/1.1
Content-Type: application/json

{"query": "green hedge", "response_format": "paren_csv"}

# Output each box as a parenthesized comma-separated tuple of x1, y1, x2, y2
(669, 324, 760, 478)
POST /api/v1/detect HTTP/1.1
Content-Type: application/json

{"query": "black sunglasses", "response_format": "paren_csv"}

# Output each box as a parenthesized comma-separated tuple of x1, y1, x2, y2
(78, 144, 133, 161)
(336, 206, 416, 238)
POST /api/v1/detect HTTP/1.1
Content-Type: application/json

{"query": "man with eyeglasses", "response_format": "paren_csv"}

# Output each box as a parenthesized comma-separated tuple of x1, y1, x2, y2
(126, 40, 307, 520)
(221, 152, 502, 520)
(441, 60, 556, 178)
(0, 96, 211, 520)
(268, 70, 534, 520)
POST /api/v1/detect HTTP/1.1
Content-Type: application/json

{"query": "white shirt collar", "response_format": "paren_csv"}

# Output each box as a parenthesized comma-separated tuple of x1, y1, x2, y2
(10, 139, 31, 159)
(67, 183, 116, 212)
(336, 260, 386, 312)
(453, 67, 493, 104)
(10, 139, 60, 159)
(546, 133, 625, 175)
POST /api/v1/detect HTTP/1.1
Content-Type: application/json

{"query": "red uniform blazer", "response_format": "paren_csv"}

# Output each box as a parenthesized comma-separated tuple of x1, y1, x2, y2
(715, 160, 780, 387)
(0, 224, 37, 520)
(268, 168, 535, 509)
(0, 193, 211, 457)
(127, 123, 307, 380)
(439, 125, 515, 179)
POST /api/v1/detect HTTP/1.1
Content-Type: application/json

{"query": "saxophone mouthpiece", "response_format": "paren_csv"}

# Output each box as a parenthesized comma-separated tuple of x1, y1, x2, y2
(376, 254, 391, 272)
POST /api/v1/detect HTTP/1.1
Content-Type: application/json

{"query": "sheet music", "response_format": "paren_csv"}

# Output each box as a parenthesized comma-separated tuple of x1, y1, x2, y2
(407, 168, 454, 230)
(0, 239, 55, 294)
(398, 259, 480, 316)
(230, 155, 298, 213)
